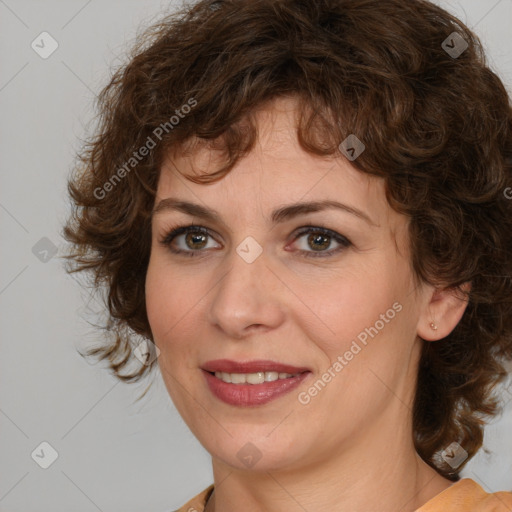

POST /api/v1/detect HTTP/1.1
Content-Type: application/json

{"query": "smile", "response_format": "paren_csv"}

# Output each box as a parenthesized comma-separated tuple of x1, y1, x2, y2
(201, 360, 312, 407)
(213, 371, 301, 384)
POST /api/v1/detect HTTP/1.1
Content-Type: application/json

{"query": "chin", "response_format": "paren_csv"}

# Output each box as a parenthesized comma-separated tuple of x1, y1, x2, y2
(198, 428, 309, 473)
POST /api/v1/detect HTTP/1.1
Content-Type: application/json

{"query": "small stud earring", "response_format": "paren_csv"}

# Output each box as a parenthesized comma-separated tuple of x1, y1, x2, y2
(430, 322, 438, 331)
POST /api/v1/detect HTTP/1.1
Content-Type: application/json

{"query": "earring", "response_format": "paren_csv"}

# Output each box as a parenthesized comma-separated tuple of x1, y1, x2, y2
(430, 321, 438, 331)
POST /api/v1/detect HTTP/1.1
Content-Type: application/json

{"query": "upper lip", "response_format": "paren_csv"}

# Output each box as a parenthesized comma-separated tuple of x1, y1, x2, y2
(201, 359, 311, 374)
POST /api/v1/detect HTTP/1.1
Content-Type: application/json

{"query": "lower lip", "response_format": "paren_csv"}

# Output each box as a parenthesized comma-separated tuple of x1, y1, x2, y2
(202, 370, 311, 407)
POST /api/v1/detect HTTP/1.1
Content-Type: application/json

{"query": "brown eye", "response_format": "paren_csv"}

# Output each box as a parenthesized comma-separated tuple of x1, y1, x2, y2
(160, 225, 221, 257)
(291, 226, 351, 258)
(306, 232, 331, 251)
(184, 231, 208, 250)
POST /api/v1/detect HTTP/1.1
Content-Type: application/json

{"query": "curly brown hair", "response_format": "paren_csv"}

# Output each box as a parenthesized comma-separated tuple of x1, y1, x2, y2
(62, 0, 512, 481)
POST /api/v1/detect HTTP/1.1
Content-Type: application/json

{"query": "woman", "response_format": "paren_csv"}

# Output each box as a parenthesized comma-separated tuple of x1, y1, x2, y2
(63, 0, 512, 510)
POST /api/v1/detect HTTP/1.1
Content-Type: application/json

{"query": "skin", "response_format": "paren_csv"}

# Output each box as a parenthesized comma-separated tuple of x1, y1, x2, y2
(145, 96, 470, 512)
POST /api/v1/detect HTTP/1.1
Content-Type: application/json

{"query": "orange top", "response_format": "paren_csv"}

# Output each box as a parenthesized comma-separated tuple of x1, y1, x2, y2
(175, 479, 512, 511)
(415, 478, 512, 512)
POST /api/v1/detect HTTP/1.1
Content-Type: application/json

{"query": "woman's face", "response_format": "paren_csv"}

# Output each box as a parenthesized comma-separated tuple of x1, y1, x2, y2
(145, 97, 433, 472)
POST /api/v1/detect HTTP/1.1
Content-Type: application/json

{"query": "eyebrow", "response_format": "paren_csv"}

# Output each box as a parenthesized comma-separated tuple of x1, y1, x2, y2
(151, 198, 378, 227)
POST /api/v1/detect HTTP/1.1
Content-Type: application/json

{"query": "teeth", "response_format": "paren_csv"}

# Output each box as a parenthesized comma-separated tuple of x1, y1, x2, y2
(214, 371, 299, 384)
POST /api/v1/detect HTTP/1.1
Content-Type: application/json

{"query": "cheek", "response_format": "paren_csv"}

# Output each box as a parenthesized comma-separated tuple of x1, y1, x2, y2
(318, 285, 419, 403)
(145, 258, 166, 336)
(293, 263, 402, 357)
(302, 295, 416, 423)
(145, 256, 183, 344)
(145, 260, 200, 403)
(145, 255, 209, 347)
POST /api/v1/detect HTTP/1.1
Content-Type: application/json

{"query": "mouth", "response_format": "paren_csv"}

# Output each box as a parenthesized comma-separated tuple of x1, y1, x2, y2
(209, 370, 303, 384)
(201, 359, 312, 407)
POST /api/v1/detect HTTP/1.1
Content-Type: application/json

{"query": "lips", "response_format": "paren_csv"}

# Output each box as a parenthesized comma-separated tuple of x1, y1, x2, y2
(201, 359, 312, 407)
(201, 359, 311, 374)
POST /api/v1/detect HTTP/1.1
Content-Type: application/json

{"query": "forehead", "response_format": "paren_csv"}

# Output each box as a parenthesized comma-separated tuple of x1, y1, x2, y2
(156, 97, 399, 231)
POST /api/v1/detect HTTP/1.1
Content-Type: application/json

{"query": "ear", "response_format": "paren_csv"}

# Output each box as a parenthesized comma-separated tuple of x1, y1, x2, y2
(417, 282, 471, 341)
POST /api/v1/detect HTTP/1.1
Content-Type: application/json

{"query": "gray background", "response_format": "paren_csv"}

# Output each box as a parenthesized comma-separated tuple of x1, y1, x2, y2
(1, 1, 511, 511)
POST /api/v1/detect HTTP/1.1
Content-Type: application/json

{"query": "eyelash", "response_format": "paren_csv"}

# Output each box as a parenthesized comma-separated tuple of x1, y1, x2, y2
(158, 224, 352, 259)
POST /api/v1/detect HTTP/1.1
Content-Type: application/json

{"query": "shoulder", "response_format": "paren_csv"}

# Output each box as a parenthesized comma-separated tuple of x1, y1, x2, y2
(481, 488, 512, 511)
(416, 478, 512, 512)
(173, 484, 214, 512)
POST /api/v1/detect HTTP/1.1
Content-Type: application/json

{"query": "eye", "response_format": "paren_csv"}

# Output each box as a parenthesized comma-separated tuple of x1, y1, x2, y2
(159, 224, 220, 257)
(158, 224, 352, 259)
(289, 226, 352, 258)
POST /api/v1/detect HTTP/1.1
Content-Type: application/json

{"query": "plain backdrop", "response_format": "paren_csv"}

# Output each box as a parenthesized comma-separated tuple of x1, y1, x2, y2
(1, 1, 511, 511)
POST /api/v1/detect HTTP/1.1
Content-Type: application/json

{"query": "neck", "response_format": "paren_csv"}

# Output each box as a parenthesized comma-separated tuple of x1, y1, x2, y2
(205, 409, 453, 512)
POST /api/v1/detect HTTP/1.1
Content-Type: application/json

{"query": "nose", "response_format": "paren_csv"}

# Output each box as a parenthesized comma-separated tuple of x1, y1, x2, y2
(207, 242, 286, 340)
